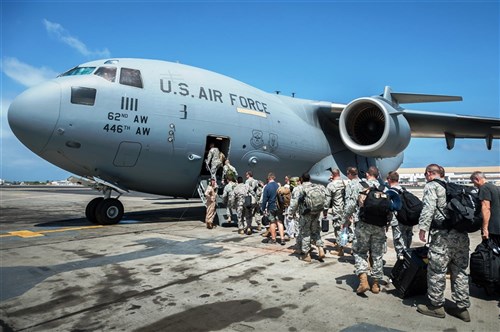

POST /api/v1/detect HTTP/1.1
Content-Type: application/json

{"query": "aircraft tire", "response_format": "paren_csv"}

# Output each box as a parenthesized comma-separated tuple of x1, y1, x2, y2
(96, 198, 124, 225)
(85, 197, 104, 224)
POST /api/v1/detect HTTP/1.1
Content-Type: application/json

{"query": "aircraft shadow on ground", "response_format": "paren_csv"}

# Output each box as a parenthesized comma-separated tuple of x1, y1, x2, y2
(34, 206, 207, 228)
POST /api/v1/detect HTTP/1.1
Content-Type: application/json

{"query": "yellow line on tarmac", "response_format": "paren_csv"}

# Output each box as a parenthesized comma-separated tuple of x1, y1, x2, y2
(0, 225, 105, 238)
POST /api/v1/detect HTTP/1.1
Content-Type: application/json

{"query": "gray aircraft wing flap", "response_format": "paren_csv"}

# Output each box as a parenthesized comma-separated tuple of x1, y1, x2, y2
(402, 110, 500, 138)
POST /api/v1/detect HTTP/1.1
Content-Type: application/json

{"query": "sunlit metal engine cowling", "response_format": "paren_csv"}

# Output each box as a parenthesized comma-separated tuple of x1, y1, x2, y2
(339, 97, 411, 158)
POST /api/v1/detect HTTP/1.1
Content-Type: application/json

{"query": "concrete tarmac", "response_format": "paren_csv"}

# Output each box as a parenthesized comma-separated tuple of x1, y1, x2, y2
(0, 186, 498, 331)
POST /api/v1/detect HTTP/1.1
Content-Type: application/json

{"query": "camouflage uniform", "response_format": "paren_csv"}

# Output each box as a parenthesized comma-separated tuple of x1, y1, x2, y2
(206, 147, 222, 177)
(352, 179, 387, 280)
(245, 177, 262, 229)
(325, 179, 346, 238)
(343, 177, 363, 241)
(387, 184, 413, 259)
(288, 182, 327, 254)
(418, 179, 470, 309)
(222, 181, 236, 221)
(231, 183, 254, 232)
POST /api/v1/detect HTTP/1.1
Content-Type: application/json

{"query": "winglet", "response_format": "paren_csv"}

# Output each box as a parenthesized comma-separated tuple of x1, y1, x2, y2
(382, 86, 462, 104)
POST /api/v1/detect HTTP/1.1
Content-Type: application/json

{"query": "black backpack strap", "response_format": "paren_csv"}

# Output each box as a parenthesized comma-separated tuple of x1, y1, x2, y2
(432, 178, 447, 190)
(360, 181, 370, 189)
(393, 187, 404, 194)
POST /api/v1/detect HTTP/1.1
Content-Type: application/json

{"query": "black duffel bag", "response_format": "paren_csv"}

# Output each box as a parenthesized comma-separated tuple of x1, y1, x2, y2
(470, 238, 500, 295)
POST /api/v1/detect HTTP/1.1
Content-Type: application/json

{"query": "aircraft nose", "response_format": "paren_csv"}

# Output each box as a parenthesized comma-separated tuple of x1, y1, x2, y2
(8, 81, 61, 154)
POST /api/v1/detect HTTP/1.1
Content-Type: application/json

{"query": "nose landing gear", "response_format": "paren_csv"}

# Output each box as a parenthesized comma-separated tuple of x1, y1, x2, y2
(68, 176, 128, 225)
(86, 197, 124, 225)
(85, 197, 124, 225)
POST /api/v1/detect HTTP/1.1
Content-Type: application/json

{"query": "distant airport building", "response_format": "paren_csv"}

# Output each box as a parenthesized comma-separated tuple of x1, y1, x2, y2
(397, 166, 500, 186)
(50, 180, 80, 186)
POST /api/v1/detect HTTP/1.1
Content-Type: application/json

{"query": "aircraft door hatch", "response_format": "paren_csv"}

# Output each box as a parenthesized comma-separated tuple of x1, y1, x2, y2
(200, 135, 231, 178)
(113, 141, 142, 167)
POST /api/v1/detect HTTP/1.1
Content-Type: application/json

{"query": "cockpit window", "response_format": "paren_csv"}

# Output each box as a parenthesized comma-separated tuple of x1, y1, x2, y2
(119, 68, 143, 88)
(59, 67, 96, 77)
(95, 66, 116, 82)
(71, 87, 96, 106)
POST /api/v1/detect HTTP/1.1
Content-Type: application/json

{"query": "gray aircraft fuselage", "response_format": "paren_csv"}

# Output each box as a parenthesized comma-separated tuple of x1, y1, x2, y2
(9, 58, 395, 197)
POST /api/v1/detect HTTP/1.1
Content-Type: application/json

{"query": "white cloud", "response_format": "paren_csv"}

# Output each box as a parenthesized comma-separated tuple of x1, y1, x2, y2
(43, 19, 110, 58)
(1, 57, 58, 87)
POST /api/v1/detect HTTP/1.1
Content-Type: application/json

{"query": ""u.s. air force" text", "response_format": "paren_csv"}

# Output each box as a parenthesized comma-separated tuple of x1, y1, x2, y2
(160, 79, 269, 114)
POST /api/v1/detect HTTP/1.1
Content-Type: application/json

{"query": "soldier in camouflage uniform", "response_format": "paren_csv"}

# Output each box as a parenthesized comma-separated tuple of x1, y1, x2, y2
(343, 167, 363, 248)
(222, 175, 237, 222)
(205, 143, 223, 179)
(245, 171, 263, 234)
(352, 166, 387, 295)
(323, 168, 346, 255)
(416, 164, 471, 322)
(231, 176, 255, 235)
(288, 172, 327, 263)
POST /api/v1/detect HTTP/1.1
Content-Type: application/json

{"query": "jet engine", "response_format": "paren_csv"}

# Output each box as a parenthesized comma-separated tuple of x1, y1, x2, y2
(339, 97, 411, 158)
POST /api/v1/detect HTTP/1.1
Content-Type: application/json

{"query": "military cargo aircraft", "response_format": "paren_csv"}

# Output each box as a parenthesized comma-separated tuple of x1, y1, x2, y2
(7, 58, 500, 224)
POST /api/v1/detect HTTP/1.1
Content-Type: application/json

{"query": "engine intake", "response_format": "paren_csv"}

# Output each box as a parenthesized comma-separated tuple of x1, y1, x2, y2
(339, 97, 411, 158)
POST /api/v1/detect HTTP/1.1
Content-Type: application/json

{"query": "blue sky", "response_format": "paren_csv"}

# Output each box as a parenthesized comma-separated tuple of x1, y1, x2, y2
(1, 0, 499, 181)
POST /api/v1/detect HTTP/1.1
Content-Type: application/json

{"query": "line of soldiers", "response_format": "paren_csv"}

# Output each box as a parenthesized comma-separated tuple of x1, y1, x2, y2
(205, 155, 494, 323)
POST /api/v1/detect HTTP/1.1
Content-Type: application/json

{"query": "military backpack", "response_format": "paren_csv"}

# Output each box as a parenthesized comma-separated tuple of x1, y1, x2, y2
(301, 184, 326, 215)
(358, 182, 393, 226)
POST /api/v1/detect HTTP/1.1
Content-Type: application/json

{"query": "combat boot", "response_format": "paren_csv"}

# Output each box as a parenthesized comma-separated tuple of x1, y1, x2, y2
(318, 247, 326, 260)
(371, 279, 380, 294)
(417, 304, 445, 318)
(446, 307, 471, 322)
(356, 273, 370, 294)
(300, 252, 312, 263)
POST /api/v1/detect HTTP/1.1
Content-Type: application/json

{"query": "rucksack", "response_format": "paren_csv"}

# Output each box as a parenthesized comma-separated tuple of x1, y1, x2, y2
(433, 180, 482, 233)
(276, 186, 291, 212)
(289, 177, 300, 190)
(226, 167, 236, 181)
(301, 184, 326, 215)
(395, 187, 423, 226)
(358, 182, 393, 226)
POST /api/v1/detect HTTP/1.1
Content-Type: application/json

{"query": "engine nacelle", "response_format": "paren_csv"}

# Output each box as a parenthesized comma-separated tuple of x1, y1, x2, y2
(339, 97, 411, 158)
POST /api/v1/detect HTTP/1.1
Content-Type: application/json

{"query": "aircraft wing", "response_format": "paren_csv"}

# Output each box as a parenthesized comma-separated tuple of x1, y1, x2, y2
(315, 87, 500, 156)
